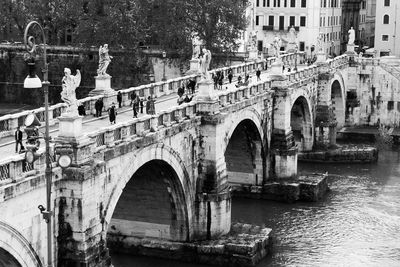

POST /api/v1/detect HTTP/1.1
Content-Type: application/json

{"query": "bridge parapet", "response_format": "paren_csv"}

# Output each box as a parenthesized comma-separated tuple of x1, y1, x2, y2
(88, 102, 198, 151)
(0, 144, 56, 191)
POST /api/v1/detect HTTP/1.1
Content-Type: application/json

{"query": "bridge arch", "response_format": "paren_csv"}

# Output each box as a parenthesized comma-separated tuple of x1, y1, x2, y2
(290, 95, 314, 151)
(224, 109, 265, 185)
(224, 108, 264, 145)
(329, 72, 346, 128)
(0, 221, 42, 267)
(104, 144, 192, 242)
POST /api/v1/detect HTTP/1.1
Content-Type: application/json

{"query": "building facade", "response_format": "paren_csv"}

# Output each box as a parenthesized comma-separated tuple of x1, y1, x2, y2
(245, 0, 342, 60)
(341, 0, 376, 54)
(374, 0, 400, 57)
(365, 0, 376, 49)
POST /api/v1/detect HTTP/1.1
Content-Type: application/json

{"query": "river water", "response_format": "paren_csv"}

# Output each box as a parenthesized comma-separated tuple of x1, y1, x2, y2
(111, 150, 400, 267)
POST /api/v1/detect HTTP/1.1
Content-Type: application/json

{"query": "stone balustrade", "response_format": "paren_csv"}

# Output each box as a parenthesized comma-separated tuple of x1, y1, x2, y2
(88, 102, 198, 150)
(0, 144, 56, 185)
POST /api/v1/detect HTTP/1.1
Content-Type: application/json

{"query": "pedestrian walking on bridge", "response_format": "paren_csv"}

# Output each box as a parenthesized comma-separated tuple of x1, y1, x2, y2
(15, 126, 24, 153)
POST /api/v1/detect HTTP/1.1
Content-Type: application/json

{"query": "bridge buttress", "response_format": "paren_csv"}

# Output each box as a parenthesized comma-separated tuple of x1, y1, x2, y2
(271, 80, 298, 179)
(315, 64, 338, 148)
(194, 105, 231, 240)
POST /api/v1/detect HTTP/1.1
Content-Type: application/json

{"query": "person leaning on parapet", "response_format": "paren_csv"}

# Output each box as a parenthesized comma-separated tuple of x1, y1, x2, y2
(15, 126, 24, 153)
(235, 76, 243, 88)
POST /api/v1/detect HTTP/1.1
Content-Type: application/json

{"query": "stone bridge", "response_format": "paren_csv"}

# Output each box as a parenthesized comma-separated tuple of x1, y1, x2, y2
(0, 54, 349, 266)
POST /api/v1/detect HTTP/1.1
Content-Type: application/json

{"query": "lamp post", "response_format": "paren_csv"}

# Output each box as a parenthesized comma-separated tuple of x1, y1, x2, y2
(23, 21, 53, 267)
(294, 44, 298, 71)
(162, 51, 167, 81)
(244, 51, 249, 80)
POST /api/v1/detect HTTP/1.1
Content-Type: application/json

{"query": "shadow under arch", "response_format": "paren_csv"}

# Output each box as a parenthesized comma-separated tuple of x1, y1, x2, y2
(330, 72, 346, 128)
(224, 118, 265, 186)
(291, 96, 313, 151)
(104, 144, 192, 243)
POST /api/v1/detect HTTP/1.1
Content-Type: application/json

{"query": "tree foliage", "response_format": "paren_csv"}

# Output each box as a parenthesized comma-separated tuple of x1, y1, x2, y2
(0, 0, 250, 58)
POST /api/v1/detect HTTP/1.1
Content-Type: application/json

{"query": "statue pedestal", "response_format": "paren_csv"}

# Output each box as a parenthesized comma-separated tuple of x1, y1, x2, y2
(195, 79, 217, 102)
(89, 75, 117, 109)
(316, 50, 327, 64)
(58, 115, 83, 140)
(195, 79, 219, 114)
(248, 49, 259, 61)
(345, 44, 357, 56)
(186, 59, 201, 75)
(56, 115, 94, 166)
(270, 58, 288, 83)
(270, 58, 284, 76)
(286, 42, 297, 53)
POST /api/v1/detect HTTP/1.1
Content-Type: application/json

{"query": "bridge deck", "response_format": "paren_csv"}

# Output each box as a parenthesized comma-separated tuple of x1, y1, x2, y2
(0, 64, 308, 161)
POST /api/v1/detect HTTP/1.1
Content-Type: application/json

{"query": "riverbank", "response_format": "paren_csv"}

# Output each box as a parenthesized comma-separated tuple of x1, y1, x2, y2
(231, 173, 329, 203)
(298, 145, 378, 163)
(108, 222, 272, 267)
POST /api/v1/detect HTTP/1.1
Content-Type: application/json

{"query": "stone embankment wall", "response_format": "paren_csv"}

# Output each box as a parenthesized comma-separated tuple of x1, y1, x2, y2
(298, 146, 378, 163)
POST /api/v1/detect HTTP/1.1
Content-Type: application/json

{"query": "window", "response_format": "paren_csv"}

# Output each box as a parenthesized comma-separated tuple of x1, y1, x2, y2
(274, 0, 276, 7)
(263, 0, 266, 6)
(300, 16, 306, 26)
(388, 101, 394, 111)
(290, 16, 295, 26)
(301, 0, 306, 7)
(383, 15, 389, 24)
(291, 0, 295, 7)
(382, 35, 389, 41)
(256, 0, 259, 6)
(279, 16, 285, 30)
(269, 15, 274, 26)
(278, 0, 280, 7)
(256, 16, 260, 25)
(299, 41, 305, 51)
(284, 0, 287, 7)
(384, 0, 390, 6)
(397, 102, 400, 112)
(267, 0, 270, 6)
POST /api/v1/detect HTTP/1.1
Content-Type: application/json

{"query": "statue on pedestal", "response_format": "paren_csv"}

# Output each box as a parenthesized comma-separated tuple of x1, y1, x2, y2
(317, 33, 324, 52)
(348, 27, 355, 45)
(61, 68, 81, 116)
(248, 31, 257, 51)
(288, 26, 296, 44)
(200, 48, 212, 80)
(272, 36, 282, 58)
(191, 34, 202, 59)
(97, 44, 113, 76)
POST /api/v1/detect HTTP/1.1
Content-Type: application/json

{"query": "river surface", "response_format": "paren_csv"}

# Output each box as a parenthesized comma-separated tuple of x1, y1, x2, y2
(111, 150, 400, 267)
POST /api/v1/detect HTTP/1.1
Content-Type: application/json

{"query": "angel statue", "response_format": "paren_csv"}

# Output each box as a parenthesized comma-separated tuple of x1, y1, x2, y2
(61, 68, 81, 116)
(200, 48, 212, 80)
(272, 36, 282, 58)
(191, 34, 202, 59)
(97, 44, 113, 76)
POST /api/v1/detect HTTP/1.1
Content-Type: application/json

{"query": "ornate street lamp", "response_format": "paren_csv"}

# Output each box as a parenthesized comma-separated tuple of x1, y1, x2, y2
(23, 21, 53, 267)
(162, 50, 167, 81)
